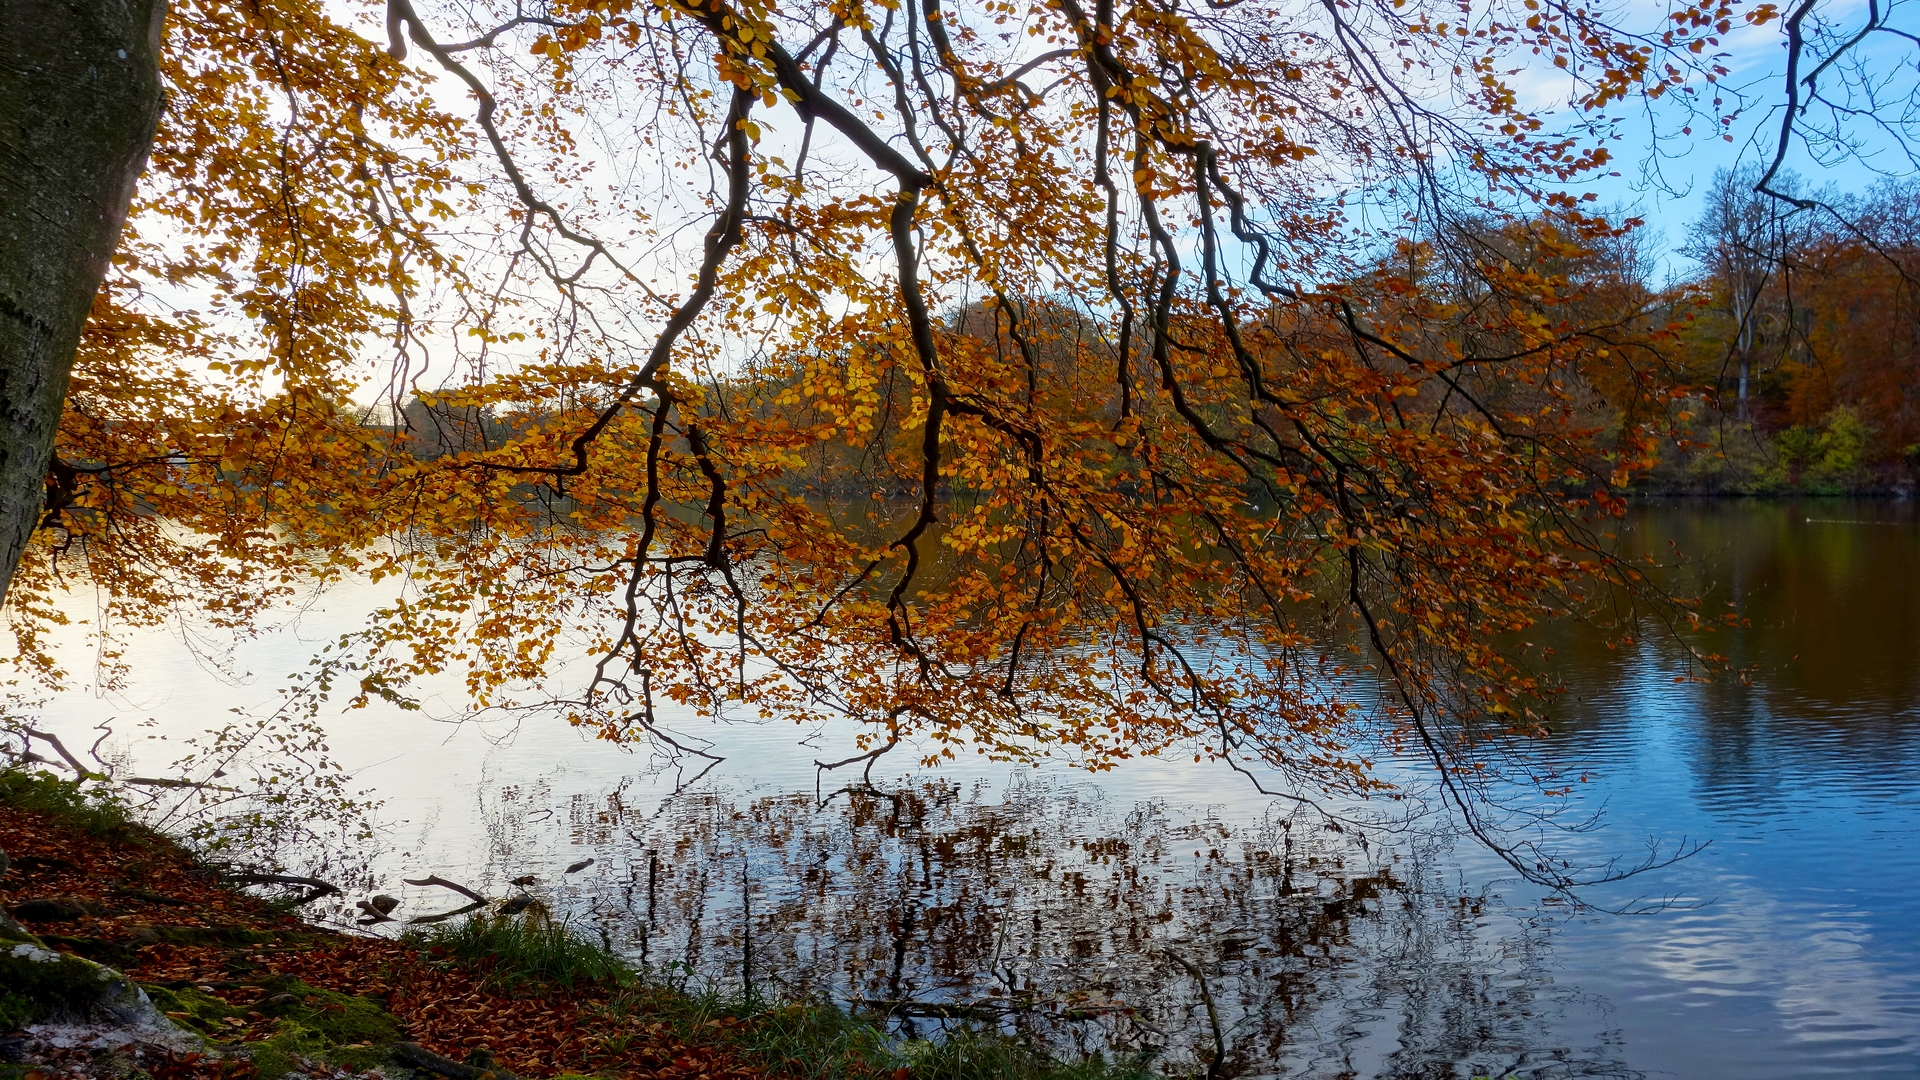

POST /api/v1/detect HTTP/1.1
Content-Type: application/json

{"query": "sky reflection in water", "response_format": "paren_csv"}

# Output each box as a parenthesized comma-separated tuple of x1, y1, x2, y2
(27, 499, 1920, 1078)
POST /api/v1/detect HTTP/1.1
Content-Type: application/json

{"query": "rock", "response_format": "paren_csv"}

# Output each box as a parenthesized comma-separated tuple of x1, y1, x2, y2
(0, 906, 198, 1050)
(1, 938, 198, 1051)
(0, 907, 34, 945)
(355, 896, 398, 923)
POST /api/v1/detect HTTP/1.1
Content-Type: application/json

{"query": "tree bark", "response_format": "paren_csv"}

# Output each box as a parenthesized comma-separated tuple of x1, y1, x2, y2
(0, 0, 165, 603)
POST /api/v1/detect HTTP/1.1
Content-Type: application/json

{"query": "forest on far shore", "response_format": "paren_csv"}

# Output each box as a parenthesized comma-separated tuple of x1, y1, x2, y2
(1643, 167, 1920, 495)
(387, 165, 1920, 499)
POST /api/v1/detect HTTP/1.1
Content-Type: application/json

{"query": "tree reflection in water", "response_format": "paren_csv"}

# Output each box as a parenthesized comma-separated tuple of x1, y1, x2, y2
(485, 777, 1635, 1079)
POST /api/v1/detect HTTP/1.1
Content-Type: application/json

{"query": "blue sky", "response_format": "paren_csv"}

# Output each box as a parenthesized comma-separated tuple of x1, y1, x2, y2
(1558, 0, 1920, 281)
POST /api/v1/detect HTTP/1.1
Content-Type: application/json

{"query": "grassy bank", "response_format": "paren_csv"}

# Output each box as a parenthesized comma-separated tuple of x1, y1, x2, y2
(409, 915, 1155, 1080)
(0, 769, 1158, 1080)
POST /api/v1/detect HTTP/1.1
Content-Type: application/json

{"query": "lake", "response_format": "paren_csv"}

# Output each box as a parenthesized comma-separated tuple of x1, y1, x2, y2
(20, 498, 1920, 1079)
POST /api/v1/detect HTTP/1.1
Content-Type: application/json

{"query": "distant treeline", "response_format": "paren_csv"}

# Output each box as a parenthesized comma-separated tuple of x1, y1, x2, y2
(383, 169, 1920, 505)
(1646, 167, 1920, 495)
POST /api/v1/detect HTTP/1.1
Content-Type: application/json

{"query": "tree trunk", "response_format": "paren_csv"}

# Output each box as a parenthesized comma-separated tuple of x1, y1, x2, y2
(0, 0, 165, 603)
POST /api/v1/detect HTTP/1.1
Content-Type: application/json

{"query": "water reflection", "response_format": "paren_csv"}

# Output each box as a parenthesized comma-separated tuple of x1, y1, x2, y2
(26, 501, 1920, 1077)
(1625, 499, 1920, 723)
(1505, 499, 1920, 1079)
(471, 776, 1633, 1079)
(1529, 500, 1920, 808)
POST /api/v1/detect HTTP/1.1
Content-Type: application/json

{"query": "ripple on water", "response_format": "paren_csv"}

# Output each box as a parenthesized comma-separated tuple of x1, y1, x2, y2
(22, 499, 1920, 1078)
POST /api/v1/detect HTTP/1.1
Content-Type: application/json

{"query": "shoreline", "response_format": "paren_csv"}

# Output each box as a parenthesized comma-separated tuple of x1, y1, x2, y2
(0, 770, 1155, 1080)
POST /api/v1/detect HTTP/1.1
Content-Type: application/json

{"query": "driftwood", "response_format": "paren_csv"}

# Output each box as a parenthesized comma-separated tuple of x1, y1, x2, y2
(17, 728, 238, 791)
(225, 871, 342, 905)
(22, 728, 92, 777)
(853, 997, 1013, 1021)
(355, 894, 401, 925)
(404, 875, 487, 905)
(392, 1042, 523, 1080)
(855, 992, 1130, 1023)
(407, 900, 487, 926)
(123, 776, 240, 792)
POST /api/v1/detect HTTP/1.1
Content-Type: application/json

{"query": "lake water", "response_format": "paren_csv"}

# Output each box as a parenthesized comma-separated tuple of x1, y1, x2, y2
(17, 499, 1920, 1079)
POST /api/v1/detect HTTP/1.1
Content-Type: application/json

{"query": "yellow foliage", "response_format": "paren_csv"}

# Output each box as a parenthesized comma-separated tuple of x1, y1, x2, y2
(15, 0, 1727, 856)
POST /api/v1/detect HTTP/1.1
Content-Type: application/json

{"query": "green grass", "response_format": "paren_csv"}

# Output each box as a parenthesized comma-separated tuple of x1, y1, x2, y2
(902, 1027, 1159, 1080)
(609, 984, 902, 1080)
(413, 911, 1157, 1080)
(404, 911, 632, 990)
(0, 768, 142, 837)
(606, 982, 1158, 1080)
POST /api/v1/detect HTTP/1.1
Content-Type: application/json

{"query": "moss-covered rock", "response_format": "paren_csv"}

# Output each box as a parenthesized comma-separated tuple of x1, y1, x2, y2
(261, 980, 404, 1048)
(145, 979, 409, 1080)
(0, 939, 168, 1031)
(134, 980, 427, 1080)
(241, 1023, 400, 1080)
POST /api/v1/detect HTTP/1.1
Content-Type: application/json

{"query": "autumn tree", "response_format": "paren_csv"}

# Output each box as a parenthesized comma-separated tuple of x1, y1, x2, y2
(1664, 177, 1920, 488)
(6, 0, 1908, 887)
(1780, 184, 1920, 459)
(1681, 166, 1814, 420)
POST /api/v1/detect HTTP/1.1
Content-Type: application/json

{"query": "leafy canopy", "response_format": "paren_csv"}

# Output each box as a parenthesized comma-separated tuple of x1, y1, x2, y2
(13, 0, 1807, 886)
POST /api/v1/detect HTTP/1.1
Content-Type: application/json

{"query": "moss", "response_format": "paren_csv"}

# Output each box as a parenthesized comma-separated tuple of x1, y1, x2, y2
(142, 983, 245, 1036)
(255, 980, 403, 1077)
(266, 981, 404, 1048)
(240, 1021, 396, 1080)
(238, 1033, 304, 1080)
(0, 770, 141, 838)
(0, 940, 130, 1029)
(144, 980, 405, 1080)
